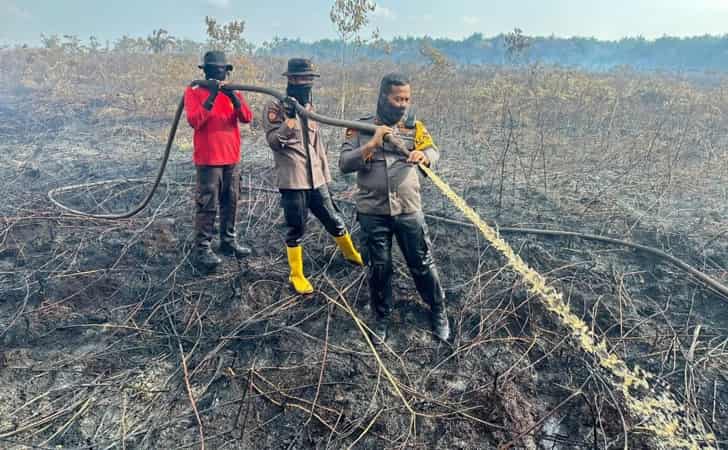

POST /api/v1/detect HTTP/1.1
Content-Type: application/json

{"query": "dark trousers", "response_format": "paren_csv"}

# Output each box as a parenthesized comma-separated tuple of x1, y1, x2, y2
(194, 164, 240, 248)
(280, 185, 346, 247)
(358, 211, 446, 318)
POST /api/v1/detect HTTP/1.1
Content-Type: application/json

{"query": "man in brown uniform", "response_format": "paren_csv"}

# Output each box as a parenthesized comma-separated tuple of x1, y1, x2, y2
(339, 73, 449, 342)
(262, 58, 363, 294)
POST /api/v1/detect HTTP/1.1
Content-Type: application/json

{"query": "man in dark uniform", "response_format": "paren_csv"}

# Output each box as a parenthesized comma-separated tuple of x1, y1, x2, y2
(339, 72, 450, 342)
(262, 58, 363, 294)
(184, 50, 253, 269)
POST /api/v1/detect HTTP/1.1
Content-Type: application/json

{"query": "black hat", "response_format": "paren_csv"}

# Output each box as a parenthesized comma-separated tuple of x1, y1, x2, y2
(198, 50, 233, 71)
(282, 58, 320, 77)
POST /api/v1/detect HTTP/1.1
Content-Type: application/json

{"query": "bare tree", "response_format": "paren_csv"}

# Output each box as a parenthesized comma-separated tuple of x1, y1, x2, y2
(205, 16, 253, 55)
(87, 36, 102, 53)
(419, 39, 454, 120)
(114, 35, 149, 54)
(504, 27, 531, 64)
(40, 33, 61, 49)
(329, 0, 377, 116)
(39, 34, 87, 53)
(147, 29, 176, 54)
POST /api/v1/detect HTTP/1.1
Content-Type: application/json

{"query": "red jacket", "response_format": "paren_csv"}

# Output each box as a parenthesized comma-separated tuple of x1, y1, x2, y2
(184, 85, 253, 166)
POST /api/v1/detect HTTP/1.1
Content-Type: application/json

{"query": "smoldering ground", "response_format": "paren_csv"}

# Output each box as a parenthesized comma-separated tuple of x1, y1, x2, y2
(1, 50, 727, 449)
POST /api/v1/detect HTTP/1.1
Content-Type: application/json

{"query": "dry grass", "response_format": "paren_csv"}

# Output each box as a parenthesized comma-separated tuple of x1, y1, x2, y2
(1, 48, 728, 449)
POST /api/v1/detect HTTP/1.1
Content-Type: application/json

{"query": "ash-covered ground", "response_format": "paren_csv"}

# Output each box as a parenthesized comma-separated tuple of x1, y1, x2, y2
(1, 59, 728, 449)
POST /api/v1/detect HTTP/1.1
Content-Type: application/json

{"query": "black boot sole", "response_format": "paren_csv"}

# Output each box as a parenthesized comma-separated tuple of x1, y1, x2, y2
(431, 323, 450, 342)
(369, 322, 388, 344)
(192, 250, 222, 271)
(194, 261, 221, 274)
(219, 245, 252, 258)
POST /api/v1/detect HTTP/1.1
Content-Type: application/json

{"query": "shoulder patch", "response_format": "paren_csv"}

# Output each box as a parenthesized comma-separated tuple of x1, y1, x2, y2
(414, 120, 436, 151)
(266, 102, 283, 123)
(345, 128, 358, 138)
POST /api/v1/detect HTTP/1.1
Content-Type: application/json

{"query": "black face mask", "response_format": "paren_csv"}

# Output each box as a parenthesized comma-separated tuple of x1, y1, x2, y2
(287, 83, 313, 106)
(376, 93, 407, 126)
(204, 66, 228, 81)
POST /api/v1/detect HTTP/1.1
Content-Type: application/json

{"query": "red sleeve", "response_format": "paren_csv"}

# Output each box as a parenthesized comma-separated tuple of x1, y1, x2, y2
(236, 92, 253, 123)
(184, 87, 211, 130)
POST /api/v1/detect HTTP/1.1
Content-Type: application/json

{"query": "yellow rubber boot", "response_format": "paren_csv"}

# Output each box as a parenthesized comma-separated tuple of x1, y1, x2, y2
(286, 246, 314, 294)
(334, 232, 364, 266)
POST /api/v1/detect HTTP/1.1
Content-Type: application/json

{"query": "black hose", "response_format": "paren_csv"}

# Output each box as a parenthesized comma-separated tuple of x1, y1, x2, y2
(45, 81, 728, 300)
(47, 81, 409, 220)
(47, 96, 184, 219)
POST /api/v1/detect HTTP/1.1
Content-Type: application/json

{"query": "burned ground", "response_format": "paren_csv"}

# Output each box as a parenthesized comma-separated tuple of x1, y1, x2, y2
(1, 53, 728, 449)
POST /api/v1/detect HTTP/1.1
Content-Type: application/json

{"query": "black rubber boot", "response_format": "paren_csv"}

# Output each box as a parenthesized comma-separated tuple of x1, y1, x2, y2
(220, 240, 252, 258)
(194, 246, 222, 268)
(368, 265, 392, 344)
(431, 308, 450, 342)
(370, 314, 389, 344)
(411, 270, 449, 342)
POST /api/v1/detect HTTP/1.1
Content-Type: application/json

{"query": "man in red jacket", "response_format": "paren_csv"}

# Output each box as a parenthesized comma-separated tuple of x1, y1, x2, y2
(184, 50, 253, 268)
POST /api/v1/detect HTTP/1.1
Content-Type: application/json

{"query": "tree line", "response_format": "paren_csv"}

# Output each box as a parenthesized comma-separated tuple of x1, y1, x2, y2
(24, 25, 728, 72)
(261, 32, 728, 72)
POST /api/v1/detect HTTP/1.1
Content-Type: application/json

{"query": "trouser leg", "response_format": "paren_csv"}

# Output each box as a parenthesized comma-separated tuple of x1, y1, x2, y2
(219, 164, 251, 258)
(280, 189, 314, 294)
(394, 212, 449, 340)
(310, 185, 363, 265)
(219, 163, 240, 244)
(194, 166, 222, 249)
(393, 212, 446, 315)
(309, 185, 347, 238)
(280, 189, 309, 248)
(358, 213, 394, 318)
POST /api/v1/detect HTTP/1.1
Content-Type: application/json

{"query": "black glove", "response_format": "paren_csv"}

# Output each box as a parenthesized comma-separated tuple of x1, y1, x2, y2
(222, 87, 241, 109)
(282, 96, 297, 119)
(202, 80, 219, 111)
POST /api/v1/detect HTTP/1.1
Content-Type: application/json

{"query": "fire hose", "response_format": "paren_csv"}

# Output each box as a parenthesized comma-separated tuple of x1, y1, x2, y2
(47, 81, 413, 219)
(45, 82, 723, 445)
(47, 81, 728, 300)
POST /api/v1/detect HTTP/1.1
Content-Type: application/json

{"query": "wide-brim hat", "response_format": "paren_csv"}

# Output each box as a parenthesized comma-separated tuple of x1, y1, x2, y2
(282, 58, 320, 77)
(198, 50, 233, 71)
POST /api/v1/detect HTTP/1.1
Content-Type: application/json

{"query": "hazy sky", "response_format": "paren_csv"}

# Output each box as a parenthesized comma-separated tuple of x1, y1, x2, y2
(2, 0, 728, 46)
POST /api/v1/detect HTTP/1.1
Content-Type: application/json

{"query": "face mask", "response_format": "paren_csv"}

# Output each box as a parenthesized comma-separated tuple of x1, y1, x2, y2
(376, 93, 407, 126)
(204, 66, 228, 81)
(286, 83, 313, 106)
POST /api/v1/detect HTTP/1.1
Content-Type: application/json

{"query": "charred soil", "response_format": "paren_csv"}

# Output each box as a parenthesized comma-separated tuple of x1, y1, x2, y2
(1, 57, 728, 449)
